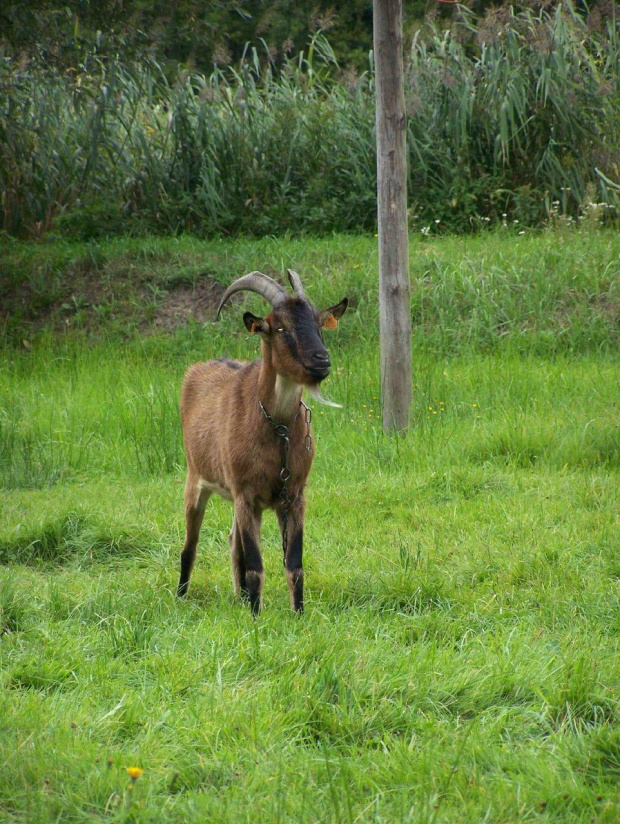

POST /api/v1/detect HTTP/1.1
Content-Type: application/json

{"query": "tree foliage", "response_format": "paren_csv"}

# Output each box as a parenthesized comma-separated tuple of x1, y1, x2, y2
(1, 0, 432, 72)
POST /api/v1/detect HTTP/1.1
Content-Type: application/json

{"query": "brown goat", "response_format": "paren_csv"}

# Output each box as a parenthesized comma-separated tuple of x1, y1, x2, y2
(178, 270, 348, 614)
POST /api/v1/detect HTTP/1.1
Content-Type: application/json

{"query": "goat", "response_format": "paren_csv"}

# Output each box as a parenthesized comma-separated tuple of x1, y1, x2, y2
(178, 269, 348, 614)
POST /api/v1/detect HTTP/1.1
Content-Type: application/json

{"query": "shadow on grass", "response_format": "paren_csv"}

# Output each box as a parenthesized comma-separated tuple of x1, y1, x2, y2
(330, 577, 454, 616)
(468, 424, 620, 470)
(0, 512, 152, 566)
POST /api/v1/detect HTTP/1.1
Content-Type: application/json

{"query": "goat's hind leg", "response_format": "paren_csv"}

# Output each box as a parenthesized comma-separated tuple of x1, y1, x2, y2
(234, 498, 263, 616)
(178, 476, 211, 597)
(229, 516, 248, 601)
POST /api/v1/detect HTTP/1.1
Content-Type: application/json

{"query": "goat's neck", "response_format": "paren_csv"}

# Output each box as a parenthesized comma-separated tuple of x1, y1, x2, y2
(258, 345, 302, 424)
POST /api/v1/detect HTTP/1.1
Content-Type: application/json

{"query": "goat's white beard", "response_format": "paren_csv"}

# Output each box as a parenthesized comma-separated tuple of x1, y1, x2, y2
(306, 383, 342, 408)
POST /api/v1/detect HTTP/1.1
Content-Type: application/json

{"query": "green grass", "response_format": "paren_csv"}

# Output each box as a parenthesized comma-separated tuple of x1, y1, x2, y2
(1, 229, 620, 822)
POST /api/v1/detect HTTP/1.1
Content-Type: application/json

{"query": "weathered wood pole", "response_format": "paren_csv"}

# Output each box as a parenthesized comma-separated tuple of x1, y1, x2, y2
(373, 0, 412, 432)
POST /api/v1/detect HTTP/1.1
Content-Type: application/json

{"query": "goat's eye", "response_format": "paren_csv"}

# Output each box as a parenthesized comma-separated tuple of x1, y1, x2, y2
(276, 327, 285, 333)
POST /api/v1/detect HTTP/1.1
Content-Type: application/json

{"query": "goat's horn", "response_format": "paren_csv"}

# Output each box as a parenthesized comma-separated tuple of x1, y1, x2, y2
(217, 271, 287, 317)
(287, 269, 306, 299)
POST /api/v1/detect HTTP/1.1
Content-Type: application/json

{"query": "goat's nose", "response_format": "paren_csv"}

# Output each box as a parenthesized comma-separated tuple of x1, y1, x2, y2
(312, 351, 330, 364)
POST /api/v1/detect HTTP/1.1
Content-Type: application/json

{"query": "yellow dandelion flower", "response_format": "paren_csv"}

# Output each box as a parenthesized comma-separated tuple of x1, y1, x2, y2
(127, 767, 143, 782)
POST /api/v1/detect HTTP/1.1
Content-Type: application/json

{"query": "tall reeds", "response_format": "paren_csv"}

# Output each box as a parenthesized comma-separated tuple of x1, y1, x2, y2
(406, 2, 620, 230)
(0, 2, 617, 239)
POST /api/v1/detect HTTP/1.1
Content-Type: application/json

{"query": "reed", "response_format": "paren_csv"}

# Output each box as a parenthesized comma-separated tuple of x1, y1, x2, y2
(1, 3, 618, 239)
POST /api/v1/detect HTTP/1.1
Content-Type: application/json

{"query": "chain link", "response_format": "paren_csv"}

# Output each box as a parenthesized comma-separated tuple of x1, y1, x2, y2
(259, 398, 312, 563)
(301, 400, 313, 453)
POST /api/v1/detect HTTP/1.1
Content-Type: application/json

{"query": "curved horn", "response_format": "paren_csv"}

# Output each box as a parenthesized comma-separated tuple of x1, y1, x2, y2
(217, 271, 287, 318)
(287, 269, 306, 299)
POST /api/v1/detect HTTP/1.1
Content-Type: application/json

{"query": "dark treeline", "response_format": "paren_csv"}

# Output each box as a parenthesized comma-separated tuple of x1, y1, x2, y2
(2, 0, 483, 73)
(0, 2, 618, 240)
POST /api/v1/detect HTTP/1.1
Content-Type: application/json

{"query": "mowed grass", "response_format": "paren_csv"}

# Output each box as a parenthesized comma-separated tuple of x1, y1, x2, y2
(1, 229, 620, 822)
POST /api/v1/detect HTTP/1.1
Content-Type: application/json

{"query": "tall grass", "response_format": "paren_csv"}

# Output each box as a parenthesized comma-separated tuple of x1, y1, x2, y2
(1, 2, 618, 239)
(2, 228, 618, 351)
(0, 36, 375, 239)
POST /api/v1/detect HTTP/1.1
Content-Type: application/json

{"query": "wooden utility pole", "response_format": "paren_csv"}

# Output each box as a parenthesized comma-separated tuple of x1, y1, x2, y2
(373, 0, 412, 432)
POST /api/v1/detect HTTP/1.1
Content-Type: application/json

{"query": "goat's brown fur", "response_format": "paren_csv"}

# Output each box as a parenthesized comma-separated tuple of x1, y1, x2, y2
(178, 286, 347, 614)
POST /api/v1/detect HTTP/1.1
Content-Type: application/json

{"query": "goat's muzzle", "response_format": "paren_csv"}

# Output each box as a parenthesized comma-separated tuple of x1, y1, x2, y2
(306, 351, 331, 381)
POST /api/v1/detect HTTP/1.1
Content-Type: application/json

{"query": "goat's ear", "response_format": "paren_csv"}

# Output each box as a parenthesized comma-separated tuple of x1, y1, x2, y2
(320, 297, 348, 329)
(243, 312, 270, 336)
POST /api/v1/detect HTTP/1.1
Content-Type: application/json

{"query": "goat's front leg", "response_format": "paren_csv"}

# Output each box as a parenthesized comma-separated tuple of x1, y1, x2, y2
(178, 476, 211, 597)
(278, 495, 305, 613)
(234, 498, 263, 615)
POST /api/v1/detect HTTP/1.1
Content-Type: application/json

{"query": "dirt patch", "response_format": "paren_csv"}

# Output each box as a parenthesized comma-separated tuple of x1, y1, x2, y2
(150, 278, 226, 331)
(0, 253, 229, 337)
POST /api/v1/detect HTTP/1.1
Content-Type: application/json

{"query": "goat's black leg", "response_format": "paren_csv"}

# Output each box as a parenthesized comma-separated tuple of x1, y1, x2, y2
(229, 516, 248, 601)
(278, 495, 305, 613)
(235, 499, 263, 616)
(178, 476, 211, 597)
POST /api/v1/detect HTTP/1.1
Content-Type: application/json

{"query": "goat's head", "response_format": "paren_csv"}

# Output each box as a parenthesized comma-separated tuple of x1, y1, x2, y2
(217, 270, 347, 386)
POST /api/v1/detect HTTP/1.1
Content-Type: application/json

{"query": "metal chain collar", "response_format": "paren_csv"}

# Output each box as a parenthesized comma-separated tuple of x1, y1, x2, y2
(259, 399, 312, 562)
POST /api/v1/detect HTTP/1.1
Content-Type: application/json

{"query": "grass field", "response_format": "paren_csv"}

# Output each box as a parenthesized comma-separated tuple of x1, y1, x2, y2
(1, 229, 620, 822)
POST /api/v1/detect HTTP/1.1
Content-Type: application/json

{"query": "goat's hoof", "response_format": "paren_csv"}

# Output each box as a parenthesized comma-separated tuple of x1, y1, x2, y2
(250, 597, 261, 617)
